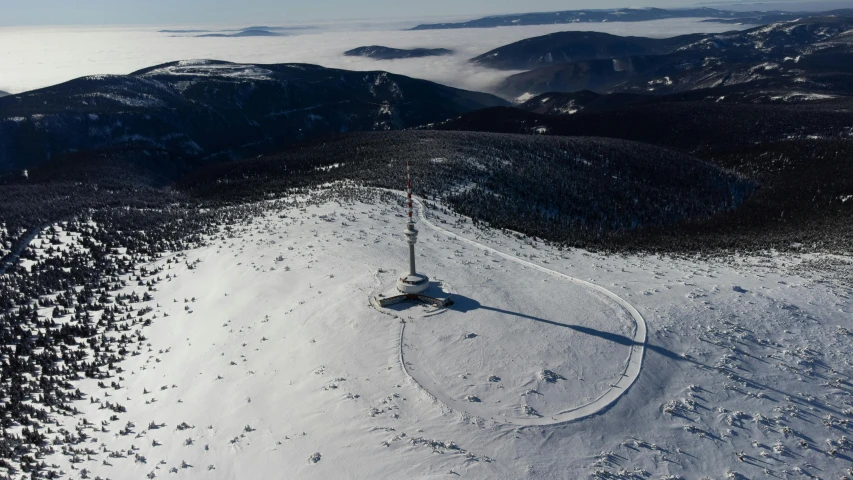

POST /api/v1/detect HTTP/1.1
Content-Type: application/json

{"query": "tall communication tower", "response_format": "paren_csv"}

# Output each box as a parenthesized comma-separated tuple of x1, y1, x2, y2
(372, 160, 449, 309)
(396, 161, 430, 294)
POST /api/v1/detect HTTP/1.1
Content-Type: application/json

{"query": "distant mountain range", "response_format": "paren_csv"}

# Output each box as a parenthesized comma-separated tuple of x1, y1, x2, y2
(491, 16, 853, 99)
(0, 90, 8, 98)
(0, 12, 849, 254)
(159, 29, 210, 33)
(471, 31, 707, 70)
(411, 7, 853, 30)
(0, 60, 507, 173)
(344, 46, 454, 60)
(0, 10, 850, 368)
(400, 15, 853, 248)
(160, 26, 316, 37)
(196, 28, 288, 37)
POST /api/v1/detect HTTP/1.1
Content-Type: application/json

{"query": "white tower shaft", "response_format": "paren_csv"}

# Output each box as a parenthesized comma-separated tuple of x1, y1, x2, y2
(405, 161, 417, 276)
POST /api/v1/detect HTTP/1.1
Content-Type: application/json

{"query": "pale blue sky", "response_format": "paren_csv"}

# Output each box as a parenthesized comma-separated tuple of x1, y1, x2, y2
(0, 0, 837, 26)
(1, 0, 703, 26)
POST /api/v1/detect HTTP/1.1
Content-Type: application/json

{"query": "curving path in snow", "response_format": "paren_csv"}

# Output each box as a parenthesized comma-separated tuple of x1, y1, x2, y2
(399, 196, 647, 426)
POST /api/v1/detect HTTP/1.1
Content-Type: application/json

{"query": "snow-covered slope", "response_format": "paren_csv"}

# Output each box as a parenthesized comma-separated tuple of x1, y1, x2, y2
(28, 188, 853, 479)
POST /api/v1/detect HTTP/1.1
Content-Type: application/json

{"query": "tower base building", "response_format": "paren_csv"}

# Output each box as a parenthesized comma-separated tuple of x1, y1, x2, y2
(397, 273, 430, 295)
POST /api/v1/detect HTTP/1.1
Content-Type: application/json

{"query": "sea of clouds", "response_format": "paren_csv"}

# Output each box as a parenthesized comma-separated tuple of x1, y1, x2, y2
(0, 18, 748, 98)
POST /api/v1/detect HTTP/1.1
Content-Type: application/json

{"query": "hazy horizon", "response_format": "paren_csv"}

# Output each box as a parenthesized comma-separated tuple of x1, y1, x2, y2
(0, 0, 846, 27)
(0, 0, 847, 95)
(0, 19, 746, 96)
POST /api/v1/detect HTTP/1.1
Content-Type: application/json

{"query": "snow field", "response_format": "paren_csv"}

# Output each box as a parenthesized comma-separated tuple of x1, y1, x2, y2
(36, 189, 853, 479)
(389, 195, 647, 426)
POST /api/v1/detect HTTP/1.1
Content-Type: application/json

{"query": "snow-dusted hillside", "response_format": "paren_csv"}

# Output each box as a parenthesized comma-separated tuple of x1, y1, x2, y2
(494, 16, 853, 98)
(16, 188, 853, 479)
(0, 61, 507, 172)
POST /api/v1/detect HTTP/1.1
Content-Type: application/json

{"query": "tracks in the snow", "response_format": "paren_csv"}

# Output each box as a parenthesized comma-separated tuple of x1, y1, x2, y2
(398, 196, 647, 426)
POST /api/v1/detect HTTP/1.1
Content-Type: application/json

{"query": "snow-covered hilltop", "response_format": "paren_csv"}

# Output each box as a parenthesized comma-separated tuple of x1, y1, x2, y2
(10, 188, 851, 479)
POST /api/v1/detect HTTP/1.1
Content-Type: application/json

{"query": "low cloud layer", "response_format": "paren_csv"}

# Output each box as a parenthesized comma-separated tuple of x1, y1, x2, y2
(0, 19, 746, 98)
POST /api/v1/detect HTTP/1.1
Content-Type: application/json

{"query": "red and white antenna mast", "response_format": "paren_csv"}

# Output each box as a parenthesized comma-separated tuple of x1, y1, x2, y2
(406, 160, 414, 224)
(393, 159, 430, 295)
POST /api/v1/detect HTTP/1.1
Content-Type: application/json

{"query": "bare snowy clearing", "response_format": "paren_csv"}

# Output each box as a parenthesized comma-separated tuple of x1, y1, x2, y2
(392, 196, 646, 426)
(23, 188, 853, 479)
(399, 277, 637, 425)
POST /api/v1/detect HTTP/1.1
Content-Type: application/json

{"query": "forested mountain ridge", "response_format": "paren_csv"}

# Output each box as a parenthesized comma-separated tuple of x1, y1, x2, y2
(471, 31, 707, 70)
(344, 46, 454, 59)
(182, 131, 754, 245)
(496, 15, 853, 98)
(410, 7, 853, 30)
(430, 92, 853, 250)
(517, 90, 652, 115)
(0, 60, 507, 173)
